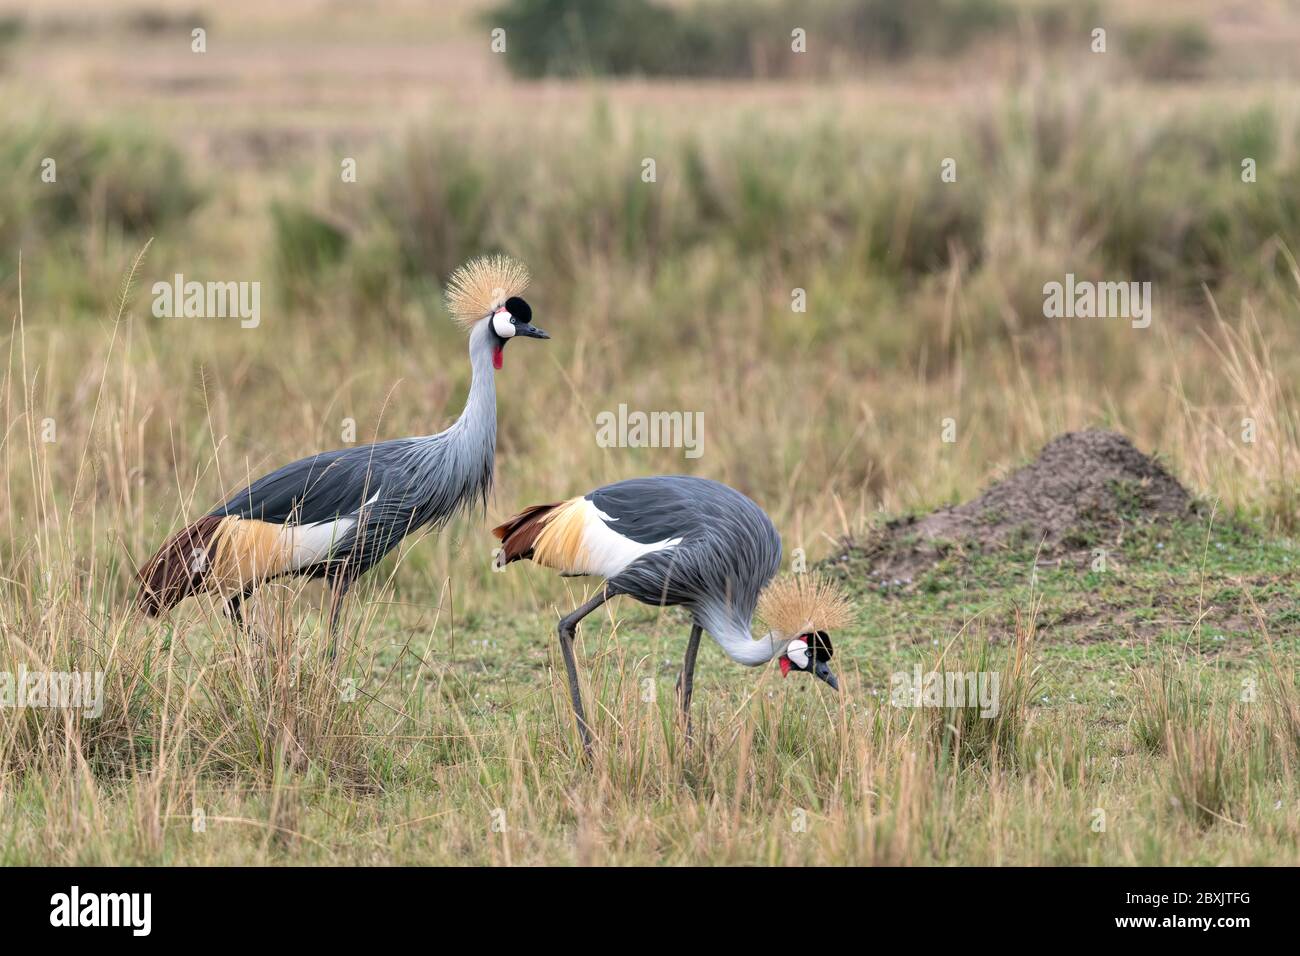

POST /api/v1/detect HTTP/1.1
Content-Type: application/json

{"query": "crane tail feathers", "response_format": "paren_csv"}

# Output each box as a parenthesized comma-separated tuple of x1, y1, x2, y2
(492, 501, 563, 564)
(494, 495, 685, 580)
(136, 515, 298, 615)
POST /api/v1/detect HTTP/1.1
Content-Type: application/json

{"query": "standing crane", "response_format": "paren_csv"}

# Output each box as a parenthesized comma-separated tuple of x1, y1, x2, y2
(137, 255, 547, 656)
(492, 475, 852, 754)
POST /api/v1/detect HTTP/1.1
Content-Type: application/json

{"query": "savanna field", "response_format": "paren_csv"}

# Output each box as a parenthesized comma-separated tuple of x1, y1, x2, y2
(1, 0, 1299, 864)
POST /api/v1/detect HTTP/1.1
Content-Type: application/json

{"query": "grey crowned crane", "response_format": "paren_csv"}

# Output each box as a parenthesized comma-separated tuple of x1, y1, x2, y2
(492, 475, 853, 754)
(136, 255, 547, 655)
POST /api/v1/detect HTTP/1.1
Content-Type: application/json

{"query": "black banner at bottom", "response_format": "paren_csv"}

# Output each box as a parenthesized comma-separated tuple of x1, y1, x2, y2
(0, 866, 1281, 943)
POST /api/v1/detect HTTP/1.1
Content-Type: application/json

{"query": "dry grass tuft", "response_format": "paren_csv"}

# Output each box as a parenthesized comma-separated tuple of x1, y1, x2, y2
(924, 594, 1042, 769)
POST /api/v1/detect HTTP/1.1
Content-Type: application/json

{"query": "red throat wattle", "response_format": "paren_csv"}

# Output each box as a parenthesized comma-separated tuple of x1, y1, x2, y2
(779, 656, 791, 677)
(492, 346, 503, 370)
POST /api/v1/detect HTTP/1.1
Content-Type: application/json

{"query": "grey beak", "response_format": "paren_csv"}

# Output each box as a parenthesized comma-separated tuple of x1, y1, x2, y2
(516, 324, 549, 339)
(814, 661, 839, 692)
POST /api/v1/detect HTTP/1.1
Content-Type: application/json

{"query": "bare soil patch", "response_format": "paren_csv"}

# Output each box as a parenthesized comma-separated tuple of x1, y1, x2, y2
(840, 430, 1195, 580)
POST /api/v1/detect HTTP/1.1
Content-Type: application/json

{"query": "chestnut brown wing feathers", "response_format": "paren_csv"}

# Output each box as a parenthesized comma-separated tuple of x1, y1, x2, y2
(492, 502, 562, 564)
(136, 514, 227, 616)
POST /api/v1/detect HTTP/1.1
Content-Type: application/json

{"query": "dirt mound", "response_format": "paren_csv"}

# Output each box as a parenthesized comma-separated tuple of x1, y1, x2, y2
(839, 430, 1194, 582)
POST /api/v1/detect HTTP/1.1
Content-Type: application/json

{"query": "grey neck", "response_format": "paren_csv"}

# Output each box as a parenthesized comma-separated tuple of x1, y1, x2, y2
(447, 318, 498, 457)
(696, 603, 792, 667)
(415, 317, 497, 504)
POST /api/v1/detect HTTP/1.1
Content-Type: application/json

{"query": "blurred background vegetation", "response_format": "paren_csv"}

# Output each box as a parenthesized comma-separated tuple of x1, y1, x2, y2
(483, 0, 1211, 80)
(0, 0, 1297, 600)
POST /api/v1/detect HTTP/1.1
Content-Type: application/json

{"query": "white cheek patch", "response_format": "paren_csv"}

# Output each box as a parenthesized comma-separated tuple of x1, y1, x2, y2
(492, 309, 516, 338)
(787, 639, 809, 669)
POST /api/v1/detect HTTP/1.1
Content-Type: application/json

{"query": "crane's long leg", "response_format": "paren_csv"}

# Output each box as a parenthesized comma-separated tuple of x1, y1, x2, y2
(326, 573, 354, 661)
(556, 590, 608, 758)
(226, 587, 253, 631)
(676, 623, 703, 740)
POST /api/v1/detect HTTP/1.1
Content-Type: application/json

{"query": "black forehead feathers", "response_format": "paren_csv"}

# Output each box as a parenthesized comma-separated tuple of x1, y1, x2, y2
(505, 296, 531, 322)
(809, 631, 833, 661)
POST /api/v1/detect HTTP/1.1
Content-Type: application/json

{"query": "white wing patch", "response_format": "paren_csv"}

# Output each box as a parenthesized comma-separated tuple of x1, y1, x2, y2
(284, 491, 375, 570)
(285, 517, 357, 568)
(580, 502, 681, 578)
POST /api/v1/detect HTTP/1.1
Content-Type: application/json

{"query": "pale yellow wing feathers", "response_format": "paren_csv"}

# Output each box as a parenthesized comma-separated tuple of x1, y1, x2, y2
(208, 517, 294, 594)
(530, 498, 590, 572)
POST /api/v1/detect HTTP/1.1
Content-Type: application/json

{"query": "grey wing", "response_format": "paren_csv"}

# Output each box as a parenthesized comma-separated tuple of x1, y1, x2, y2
(588, 476, 712, 544)
(595, 476, 782, 612)
(209, 442, 408, 525)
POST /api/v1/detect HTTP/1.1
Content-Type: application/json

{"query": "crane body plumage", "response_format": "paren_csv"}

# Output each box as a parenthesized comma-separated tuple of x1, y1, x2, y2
(494, 475, 848, 754)
(137, 256, 545, 652)
(498, 477, 784, 662)
(213, 321, 496, 579)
